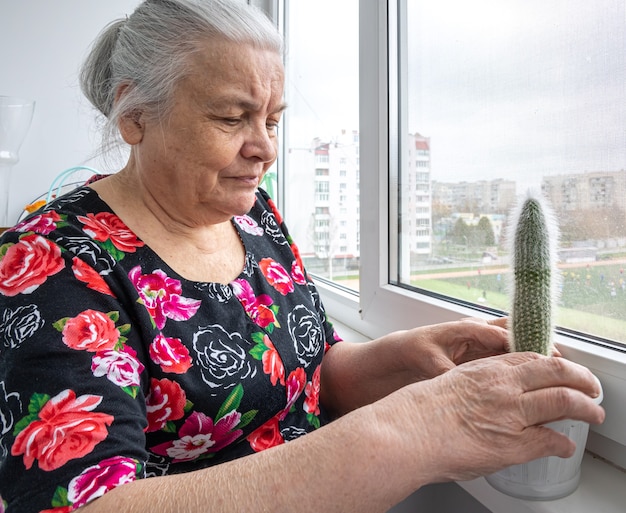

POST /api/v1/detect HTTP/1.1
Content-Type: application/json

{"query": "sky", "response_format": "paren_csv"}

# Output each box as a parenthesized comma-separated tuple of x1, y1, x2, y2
(285, 0, 626, 191)
(284, 1, 359, 146)
(408, 0, 626, 188)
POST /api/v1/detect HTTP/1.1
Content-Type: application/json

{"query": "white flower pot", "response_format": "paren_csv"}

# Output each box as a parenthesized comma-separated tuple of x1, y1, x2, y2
(485, 382, 603, 501)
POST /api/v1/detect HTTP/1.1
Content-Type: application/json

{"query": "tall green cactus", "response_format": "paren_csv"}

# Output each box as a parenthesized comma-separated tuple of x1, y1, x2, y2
(509, 191, 559, 356)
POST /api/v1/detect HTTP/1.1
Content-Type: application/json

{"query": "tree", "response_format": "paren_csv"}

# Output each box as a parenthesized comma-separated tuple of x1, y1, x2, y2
(476, 216, 496, 246)
(450, 217, 471, 246)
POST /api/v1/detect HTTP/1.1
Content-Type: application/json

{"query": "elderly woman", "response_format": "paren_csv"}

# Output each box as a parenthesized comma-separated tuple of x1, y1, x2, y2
(0, 1, 603, 512)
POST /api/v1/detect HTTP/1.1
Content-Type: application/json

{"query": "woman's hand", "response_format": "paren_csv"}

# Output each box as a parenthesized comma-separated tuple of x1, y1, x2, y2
(397, 316, 510, 381)
(320, 317, 510, 416)
(374, 351, 605, 485)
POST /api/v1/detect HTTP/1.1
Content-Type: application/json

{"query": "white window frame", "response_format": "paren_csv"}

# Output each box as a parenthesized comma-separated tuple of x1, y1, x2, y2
(318, 0, 626, 472)
(261, 0, 626, 471)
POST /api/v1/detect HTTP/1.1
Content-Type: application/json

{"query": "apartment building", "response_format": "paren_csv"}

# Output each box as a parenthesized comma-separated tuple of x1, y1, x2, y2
(285, 130, 360, 272)
(401, 133, 433, 256)
(432, 179, 516, 214)
(541, 170, 626, 212)
(287, 133, 626, 272)
(288, 131, 431, 269)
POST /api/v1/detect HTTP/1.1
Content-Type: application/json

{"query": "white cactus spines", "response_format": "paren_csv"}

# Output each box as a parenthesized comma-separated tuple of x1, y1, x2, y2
(507, 189, 560, 356)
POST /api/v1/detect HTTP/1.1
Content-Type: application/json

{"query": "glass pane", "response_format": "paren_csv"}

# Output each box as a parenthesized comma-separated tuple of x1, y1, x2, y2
(397, 0, 626, 344)
(282, 0, 360, 291)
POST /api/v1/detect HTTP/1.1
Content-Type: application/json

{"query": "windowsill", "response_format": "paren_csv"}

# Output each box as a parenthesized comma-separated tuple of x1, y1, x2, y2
(329, 318, 626, 513)
(458, 453, 626, 513)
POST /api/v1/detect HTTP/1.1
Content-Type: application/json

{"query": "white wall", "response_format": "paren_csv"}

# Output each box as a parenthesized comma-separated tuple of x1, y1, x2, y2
(0, 1, 140, 225)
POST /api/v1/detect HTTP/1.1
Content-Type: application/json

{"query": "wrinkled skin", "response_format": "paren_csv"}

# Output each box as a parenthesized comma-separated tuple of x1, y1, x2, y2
(371, 350, 604, 486)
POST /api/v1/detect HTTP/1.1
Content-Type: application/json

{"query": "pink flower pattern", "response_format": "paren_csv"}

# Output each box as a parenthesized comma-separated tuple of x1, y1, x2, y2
(68, 456, 141, 508)
(291, 260, 307, 285)
(0, 187, 340, 512)
(233, 214, 264, 235)
(151, 411, 243, 462)
(232, 278, 279, 329)
(129, 266, 201, 329)
(13, 211, 62, 235)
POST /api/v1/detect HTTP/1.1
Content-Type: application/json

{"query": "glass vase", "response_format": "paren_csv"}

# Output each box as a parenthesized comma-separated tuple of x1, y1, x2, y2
(0, 96, 35, 229)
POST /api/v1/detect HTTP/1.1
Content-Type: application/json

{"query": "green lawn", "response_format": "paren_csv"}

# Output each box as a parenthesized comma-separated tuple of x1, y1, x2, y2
(413, 264, 626, 344)
(329, 260, 626, 344)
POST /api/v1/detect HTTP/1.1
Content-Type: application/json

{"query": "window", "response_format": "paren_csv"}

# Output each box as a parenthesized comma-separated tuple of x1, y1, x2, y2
(393, 0, 626, 348)
(275, 0, 626, 471)
(282, 0, 360, 290)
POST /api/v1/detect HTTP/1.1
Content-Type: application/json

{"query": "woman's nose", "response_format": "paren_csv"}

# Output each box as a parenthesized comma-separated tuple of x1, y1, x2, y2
(241, 122, 277, 163)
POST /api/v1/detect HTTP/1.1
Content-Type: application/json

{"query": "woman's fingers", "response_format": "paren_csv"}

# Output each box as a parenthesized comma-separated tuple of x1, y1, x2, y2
(397, 352, 606, 483)
(520, 386, 605, 427)
(486, 316, 508, 329)
(513, 355, 603, 397)
(440, 318, 509, 363)
(516, 425, 578, 460)
(490, 353, 605, 427)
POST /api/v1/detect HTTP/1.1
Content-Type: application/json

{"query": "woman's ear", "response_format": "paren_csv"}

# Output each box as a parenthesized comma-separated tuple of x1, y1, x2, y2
(118, 109, 144, 145)
(115, 82, 144, 145)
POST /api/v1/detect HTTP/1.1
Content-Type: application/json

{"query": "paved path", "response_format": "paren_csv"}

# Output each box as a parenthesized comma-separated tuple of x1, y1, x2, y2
(416, 257, 626, 281)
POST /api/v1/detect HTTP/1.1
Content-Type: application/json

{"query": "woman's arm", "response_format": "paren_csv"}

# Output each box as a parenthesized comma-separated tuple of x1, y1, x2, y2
(79, 353, 604, 513)
(320, 317, 509, 417)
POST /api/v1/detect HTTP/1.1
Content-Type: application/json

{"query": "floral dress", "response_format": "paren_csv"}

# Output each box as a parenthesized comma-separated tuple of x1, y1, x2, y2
(0, 186, 341, 513)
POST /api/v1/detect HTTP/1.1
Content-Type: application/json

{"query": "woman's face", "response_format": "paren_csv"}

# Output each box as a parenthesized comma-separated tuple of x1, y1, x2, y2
(130, 41, 285, 225)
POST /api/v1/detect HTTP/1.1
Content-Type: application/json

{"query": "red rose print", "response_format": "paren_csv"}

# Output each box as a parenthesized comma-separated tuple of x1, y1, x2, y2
(232, 279, 278, 329)
(62, 309, 120, 352)
(259, 258, 294, 295)
(145, 378, 187, 432)
(269, 197, 306, 273)
(304, 365, 322, 416)
(261, 336, 285, 386)
(247, 416, 284, 452)
(149, 334, 193, 374)
(11, 389, 113, 471)
(78, 212, 144, 253)
(68, 456, 140, 508)
(279, 367, 307, 420)
(0, 234, 64, 296)
(72, 257, 114, 296)
(290, 238, 305, 270)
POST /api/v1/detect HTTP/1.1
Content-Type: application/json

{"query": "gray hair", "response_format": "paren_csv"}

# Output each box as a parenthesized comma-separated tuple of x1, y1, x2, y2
(79, 0, 283, 155)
